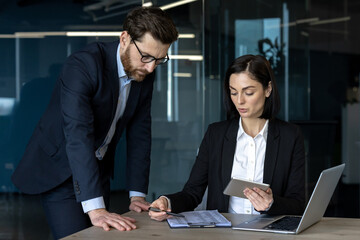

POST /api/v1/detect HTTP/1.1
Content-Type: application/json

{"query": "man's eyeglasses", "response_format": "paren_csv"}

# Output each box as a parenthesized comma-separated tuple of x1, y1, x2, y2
(131, 38, 169, 65)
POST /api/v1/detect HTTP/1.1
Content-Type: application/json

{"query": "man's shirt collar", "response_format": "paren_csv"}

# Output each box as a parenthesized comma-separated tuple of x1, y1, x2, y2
(116, 43, 133, 83)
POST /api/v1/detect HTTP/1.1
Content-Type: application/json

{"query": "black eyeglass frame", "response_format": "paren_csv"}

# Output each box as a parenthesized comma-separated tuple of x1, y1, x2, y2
(131, 38, 170, 65)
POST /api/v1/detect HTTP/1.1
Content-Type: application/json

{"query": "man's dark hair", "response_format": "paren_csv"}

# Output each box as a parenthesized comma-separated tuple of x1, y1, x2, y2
(224, 55, 281, 120)
(123, 7, 178, 44)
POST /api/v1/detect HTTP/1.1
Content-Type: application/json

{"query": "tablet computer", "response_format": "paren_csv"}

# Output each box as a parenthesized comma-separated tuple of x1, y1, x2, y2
(223, 178, 270, 199)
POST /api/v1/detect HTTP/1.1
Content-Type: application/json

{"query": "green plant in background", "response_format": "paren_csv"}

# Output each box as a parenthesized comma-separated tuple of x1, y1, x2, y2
(258, 37, 285, 76)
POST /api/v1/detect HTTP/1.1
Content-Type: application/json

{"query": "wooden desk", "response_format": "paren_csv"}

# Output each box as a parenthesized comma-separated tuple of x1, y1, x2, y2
(62, 211, 360, 240)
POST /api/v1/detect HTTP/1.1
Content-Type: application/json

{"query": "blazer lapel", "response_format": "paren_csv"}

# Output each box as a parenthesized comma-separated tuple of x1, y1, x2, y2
(111, 80, 141, 146)
(263, 119, 280, 185)
(103, 40, 120, 118)
(221, 119, 239, 194)
(122, 80, 141, 120)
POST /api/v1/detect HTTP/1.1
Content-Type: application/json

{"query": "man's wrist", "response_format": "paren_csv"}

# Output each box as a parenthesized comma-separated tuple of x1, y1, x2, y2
(129, 191, 146, 199)
(130, 196, 145, 202)
(81, 196, 105, 213)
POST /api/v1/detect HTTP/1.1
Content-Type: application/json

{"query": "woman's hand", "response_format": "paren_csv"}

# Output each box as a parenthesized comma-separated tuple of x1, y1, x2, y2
(148, 196, 171, 221)
(244, 187, 274, 212)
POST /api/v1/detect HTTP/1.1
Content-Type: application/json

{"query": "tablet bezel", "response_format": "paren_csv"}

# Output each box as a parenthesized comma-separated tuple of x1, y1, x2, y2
(223, 178, 270, 199)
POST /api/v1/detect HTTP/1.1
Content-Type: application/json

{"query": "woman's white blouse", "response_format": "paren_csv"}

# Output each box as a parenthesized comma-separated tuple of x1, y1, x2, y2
(228, 118, 269, 214)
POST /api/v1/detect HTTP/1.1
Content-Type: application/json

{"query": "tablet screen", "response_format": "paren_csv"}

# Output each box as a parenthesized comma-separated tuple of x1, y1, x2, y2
(223, 178, 269, 199)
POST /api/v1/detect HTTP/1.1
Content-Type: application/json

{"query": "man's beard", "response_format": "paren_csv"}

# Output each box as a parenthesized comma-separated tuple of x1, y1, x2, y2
(121, 47, 148, 82)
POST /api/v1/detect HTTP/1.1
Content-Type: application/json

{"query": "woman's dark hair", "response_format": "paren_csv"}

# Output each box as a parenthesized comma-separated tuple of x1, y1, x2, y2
(224, 55, 280, 120)
(123, 7, 178, 44)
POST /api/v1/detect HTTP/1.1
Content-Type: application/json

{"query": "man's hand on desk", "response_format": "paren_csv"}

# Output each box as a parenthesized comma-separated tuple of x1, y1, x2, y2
(88, 208, 137, 231)
(129, 196, 151, 213)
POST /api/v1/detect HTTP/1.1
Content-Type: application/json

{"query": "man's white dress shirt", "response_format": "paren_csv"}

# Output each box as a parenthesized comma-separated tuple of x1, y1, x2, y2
(81, 43, 145, 213)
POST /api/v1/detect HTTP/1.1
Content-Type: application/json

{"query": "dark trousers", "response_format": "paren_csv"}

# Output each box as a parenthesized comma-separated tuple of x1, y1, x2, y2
(40, 177, 110, 239)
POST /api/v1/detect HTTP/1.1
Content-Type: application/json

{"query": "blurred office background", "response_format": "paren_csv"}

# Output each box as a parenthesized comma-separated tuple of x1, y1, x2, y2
(0, 0, 359, 239)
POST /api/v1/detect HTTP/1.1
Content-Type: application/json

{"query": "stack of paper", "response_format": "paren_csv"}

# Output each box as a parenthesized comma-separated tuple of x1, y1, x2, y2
(167, 210, 231, 228)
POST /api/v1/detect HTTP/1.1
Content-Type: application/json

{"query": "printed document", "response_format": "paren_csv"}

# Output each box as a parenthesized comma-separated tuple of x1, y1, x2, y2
(167, 210, 231, 228)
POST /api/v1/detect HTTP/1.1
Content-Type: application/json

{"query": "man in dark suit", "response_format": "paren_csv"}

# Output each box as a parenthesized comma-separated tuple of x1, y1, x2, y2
(11, 7, 178, 239)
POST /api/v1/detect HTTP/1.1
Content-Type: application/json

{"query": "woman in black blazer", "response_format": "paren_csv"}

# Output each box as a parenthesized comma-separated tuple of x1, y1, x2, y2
(149, 55, 305, 221)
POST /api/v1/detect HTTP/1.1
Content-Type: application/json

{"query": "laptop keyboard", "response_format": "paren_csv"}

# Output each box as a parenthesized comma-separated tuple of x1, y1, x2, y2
(264, 216, 301, 231)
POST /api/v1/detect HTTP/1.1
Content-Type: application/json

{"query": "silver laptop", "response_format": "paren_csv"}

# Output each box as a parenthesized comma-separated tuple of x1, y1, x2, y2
(232, 164, 345, 234)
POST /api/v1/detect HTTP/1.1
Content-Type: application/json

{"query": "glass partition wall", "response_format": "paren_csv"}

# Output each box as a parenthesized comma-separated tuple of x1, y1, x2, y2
(205, 0, 360, 217)
(144, 0, 207, 199)
(0, 0, 209, 196)
(0, 1, 209, 238)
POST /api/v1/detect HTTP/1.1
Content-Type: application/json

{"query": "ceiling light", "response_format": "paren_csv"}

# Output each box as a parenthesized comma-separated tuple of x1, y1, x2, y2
(0, 31, 196, 38)
(66, 32, 122, 37)
(310, 16, 351, 26)
(0, 34, 16, 38)
(296, 17, 319, 24)
(169, 55, 203, 61)
(142, 2, 153, 7)
(178, 34, 195, 38)
(173, 72, 192, 77)
(160, 0, 198, 11)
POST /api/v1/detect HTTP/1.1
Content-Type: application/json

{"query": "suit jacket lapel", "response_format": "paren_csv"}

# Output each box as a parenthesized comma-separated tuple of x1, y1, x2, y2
(111, 78, 142, 147)
(221, 118, 239, 208)
(103, 40, 120, 118)
(263, 119, 280, 185)
(122, 80, 141, 120)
